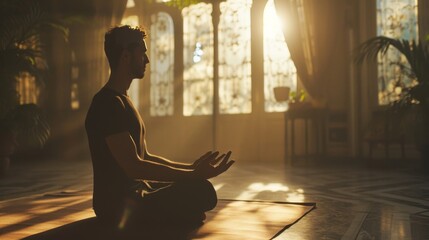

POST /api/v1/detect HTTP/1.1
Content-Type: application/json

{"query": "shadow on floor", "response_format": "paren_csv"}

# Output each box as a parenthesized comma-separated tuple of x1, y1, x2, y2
(22, 217, 200, 240)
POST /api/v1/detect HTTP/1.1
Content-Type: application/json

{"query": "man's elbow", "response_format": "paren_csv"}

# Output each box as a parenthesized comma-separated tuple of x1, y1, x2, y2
(115, 157, 143, 179)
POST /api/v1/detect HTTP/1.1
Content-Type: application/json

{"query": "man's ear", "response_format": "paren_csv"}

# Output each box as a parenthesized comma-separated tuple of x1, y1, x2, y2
(120, 50, 131, 64)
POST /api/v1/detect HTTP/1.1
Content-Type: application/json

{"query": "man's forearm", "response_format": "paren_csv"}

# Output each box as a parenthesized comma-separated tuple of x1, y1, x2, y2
(146, 154, 193, 170)
(132, 159, 197, 182)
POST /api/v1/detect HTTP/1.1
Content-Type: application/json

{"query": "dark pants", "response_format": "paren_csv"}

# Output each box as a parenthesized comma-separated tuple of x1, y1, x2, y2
(97, 179, 217, 231)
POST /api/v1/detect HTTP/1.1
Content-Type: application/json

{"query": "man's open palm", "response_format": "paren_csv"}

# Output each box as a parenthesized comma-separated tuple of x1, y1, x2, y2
(194, 151, 235, 179)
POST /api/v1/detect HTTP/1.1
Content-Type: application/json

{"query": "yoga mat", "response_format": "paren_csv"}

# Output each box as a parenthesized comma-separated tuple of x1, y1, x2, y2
(0, 192, 315, 239)
(191, 199, 315, 239)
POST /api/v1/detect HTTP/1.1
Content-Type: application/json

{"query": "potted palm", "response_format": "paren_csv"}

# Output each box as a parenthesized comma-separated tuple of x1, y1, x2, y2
(356, 36, 429, 169)
(0, 0, 69, 177)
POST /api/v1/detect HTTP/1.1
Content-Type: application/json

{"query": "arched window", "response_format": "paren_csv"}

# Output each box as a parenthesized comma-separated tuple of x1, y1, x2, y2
(263, 0, 297, 112)
(377, 0, 418, 105)
(182, 3, 214, 116)
(150, 12, 175, 116)
(218, 0, 252, 114)
(151, 0, 297, 116)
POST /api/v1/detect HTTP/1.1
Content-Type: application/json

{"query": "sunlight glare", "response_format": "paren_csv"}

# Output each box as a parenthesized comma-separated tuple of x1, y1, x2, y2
(248, 182, 289, 192)
(248, 182, 265, 191)
(264, 0, 287, 40)
(2, 213, 32, 225)
(286, 192, 305, 202)
(126, 0, 135, 8)
(266, 183, 290, 192)
(213, 183, 225, 191)
(238, 182, 305, 202)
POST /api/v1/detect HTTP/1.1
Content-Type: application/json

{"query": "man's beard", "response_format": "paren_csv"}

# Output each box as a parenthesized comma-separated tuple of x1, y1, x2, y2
(132, 64, 145, 79)
(133, 70, 144, 79)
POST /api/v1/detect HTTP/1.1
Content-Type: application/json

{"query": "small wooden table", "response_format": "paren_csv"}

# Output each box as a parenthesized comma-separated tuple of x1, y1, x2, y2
(285, 106, 327, 165)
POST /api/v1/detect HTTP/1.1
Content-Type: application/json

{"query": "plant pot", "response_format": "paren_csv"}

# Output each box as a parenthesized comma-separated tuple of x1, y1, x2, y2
(273, 86, 290, 102)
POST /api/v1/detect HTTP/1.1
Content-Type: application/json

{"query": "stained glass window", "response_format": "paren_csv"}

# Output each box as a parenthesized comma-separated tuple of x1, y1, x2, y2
(218, 0, 252, 114)
(150, 12, 175, 116)
(263, 0, 297, 112)
(182, 3, 214, 116)
(376, 0, 418, 105)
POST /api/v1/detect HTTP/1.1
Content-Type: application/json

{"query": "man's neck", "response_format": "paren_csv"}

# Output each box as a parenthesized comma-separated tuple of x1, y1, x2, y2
(105, 72, 132, 95)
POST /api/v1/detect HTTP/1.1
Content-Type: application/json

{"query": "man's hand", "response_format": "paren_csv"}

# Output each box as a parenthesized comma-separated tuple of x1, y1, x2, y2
(190, 151, 211, 169)
(193, 151, 235, 179)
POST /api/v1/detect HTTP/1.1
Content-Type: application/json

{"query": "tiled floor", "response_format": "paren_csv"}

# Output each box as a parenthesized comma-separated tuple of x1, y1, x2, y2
(1, 157, 429, 239)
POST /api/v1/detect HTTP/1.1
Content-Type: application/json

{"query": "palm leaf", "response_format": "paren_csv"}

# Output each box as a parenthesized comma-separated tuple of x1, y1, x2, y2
(5, 104, 51, 149)
(355, 36, 429, 84)
(0, 1, 42, 49)
(0, 0, 72, 149)
(0, 0, 69, 93)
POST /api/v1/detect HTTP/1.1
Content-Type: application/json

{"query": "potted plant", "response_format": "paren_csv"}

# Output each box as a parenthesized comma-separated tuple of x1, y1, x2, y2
(145, 0, 202, 9)
(288, 90, 311, 109)
(0, 0, 69, 177)
(356, 36, 429, 170)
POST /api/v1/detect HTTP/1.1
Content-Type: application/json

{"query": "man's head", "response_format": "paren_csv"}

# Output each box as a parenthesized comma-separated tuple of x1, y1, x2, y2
(104, 25, 149, 78)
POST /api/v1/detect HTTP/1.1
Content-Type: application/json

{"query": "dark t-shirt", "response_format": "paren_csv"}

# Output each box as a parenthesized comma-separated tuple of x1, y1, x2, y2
(85, 87, 145, 215)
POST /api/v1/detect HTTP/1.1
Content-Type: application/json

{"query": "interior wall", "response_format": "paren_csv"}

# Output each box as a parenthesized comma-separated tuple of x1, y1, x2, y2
(39, 0, 429, 164)
(141, 0, 357, 163)
(353, 0, 429, 160)
(419, 0, 429, 39)
(323, 0, 353, 159)
(37, 0, 126, 160)
(144, 117, 214, 163)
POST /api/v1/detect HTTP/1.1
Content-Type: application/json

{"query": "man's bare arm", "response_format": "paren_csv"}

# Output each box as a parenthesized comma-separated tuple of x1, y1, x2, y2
(106, 132, 194, 181)
(106, 132, 234, 181)
(143, 140, 194, 170)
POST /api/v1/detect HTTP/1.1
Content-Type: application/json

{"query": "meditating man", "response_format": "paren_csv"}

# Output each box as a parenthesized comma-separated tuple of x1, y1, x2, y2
(85, 25, 235, 231)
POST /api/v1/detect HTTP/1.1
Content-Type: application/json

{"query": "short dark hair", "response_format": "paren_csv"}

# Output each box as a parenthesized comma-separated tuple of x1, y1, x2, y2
(104, 25, 147, 70)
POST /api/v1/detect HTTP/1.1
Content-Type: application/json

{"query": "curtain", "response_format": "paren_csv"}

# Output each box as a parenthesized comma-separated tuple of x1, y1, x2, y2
(274, 0, 342, 106)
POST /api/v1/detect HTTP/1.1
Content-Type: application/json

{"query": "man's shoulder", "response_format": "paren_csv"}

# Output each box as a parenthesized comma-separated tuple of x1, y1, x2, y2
(87, 88, 121, 120)
(92, 88, 125, 108)
(93, 87, 113, 101)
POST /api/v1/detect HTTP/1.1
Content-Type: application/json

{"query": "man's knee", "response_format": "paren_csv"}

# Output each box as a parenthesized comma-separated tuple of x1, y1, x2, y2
(195, 179, 217, 211)
(169, 179, 218, 211)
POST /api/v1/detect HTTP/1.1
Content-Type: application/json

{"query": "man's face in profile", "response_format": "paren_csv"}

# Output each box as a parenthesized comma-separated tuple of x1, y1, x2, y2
(130, 40, 149, 79)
